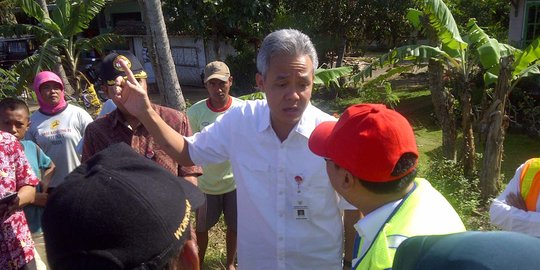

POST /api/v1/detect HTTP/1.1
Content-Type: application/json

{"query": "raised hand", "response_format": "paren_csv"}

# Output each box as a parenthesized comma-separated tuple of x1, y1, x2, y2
(112, 59, 153, 118)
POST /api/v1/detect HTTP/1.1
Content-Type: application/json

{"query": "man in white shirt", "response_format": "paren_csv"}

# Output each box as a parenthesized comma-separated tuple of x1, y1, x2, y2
(490, 158, 540, 237)
(110, 29, 357, 270)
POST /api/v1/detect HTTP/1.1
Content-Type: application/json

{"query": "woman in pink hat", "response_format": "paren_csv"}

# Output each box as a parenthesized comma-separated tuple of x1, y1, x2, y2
(25, 71, 93, 191)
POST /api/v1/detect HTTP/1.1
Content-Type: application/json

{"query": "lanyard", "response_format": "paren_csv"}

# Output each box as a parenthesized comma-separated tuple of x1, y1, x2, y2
(352, 182, 417, 269)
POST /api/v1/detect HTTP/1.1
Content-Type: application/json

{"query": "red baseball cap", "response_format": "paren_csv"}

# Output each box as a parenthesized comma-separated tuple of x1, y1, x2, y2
(309, 104, 418, 182)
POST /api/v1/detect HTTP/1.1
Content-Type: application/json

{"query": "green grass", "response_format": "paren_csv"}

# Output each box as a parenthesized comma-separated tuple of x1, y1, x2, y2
(198, 216, 231, 270)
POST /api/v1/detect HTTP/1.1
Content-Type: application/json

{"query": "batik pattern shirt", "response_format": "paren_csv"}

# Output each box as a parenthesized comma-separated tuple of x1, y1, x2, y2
(0, 131, 39, 269)
(82, 104, 202, 177)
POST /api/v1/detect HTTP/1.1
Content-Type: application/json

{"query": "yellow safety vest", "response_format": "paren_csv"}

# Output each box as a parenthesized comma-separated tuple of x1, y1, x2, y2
(519, 158, 540, 212)
(353, 178, 466, 270)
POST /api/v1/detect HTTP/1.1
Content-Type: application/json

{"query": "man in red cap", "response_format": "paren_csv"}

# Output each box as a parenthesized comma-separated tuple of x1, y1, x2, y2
(308, 103, 466, 270)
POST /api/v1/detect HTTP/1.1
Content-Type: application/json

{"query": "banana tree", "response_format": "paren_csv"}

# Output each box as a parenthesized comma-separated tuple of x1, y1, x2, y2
(372, 3, 540, 198)
(0, 0, 121, 98)
(468, 19, 540, 199)
(353, 0, 478, 177)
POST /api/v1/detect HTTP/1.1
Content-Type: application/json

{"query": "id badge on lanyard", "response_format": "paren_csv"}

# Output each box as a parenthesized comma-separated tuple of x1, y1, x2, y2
(293, 174, 310, 220)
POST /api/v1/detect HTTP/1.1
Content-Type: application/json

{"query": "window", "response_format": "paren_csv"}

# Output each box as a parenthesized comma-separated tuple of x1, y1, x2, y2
(171, 47, 198, 67)
(524, 1, 540, 46)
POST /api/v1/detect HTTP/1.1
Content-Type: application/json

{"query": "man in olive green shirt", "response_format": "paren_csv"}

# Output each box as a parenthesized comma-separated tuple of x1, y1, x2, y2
(187, 61, 242, 270)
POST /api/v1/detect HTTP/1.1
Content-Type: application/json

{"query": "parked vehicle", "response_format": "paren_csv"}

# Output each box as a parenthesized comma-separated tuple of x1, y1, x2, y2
(0, 36, 37, 69)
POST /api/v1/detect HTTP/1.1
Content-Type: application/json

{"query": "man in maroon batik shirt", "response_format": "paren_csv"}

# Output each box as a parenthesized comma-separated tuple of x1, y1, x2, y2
(82, 52, 202, 184)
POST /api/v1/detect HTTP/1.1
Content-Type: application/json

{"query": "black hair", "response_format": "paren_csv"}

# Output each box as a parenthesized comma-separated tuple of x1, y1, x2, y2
(358, 153, 417, 194)
(0, 97, 30, 115)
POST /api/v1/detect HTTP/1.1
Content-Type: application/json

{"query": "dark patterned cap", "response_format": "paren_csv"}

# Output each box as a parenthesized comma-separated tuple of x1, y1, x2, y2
(101, 51, 147, 85)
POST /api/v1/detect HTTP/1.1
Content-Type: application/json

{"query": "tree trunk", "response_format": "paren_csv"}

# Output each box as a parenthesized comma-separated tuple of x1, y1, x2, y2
(62, 47, 81, 97)
(213, 30, 222, 61)
(424, 18, 457, 161)
(458, 76, 476, 177)
(35, 0, 75, 95)
(479, 56, 513, 200)
(429, 59, 456, 161)
(138, 0, 186, 111)
(336, 35, 347, 68)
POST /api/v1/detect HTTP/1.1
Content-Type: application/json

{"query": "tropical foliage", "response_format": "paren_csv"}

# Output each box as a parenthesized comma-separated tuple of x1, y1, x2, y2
(349, 0, 540, 199)
(0, 0, 121, 97)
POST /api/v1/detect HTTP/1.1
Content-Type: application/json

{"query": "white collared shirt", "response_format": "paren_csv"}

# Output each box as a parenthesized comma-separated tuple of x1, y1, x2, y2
(187, 100, 344, 270)
(353, 199, 402, 267)
(490, 163, 540, 237)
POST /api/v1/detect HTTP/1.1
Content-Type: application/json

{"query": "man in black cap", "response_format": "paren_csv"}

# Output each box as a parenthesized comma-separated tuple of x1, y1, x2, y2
(42, 143, 205, 270)
(81, 51, 202, 185)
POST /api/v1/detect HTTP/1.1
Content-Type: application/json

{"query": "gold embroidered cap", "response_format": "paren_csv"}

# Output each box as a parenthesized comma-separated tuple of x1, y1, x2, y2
(101, 51, 147, 86)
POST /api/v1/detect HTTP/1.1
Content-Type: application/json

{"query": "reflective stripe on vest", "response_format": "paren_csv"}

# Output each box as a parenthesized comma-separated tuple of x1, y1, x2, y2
(519, 158, 540, 212)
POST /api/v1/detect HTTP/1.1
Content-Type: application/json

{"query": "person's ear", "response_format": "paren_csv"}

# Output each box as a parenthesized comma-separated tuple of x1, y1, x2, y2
(342, 171, 356, 190)
(228, 76, 233, 86)
(255, 73, 265, 93)
(179, 239, 199, 270)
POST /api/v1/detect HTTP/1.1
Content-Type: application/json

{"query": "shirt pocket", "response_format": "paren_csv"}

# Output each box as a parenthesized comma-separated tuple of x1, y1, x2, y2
(238, 161, 274, 200)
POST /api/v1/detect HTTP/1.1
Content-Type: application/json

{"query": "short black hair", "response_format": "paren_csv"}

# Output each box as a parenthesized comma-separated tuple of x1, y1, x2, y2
(358, 153, 417, 194)
(0, 97, 30, 115)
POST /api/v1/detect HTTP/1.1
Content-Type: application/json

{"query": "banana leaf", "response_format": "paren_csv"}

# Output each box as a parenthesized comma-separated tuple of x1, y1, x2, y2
(406, 8, 424, 30)
(314, 66, 353, 88)
(417, 0, 467, 52)
(75, 33, 124, 55)
(0, 24, 50, 42)
(13, 37, 64, 83)
(17, 0, 61, 34)
(513, 36, 540, 77)
(239, 91, 266, 100)
(381, 45, 453, 66)
(62, 0, 107, 36)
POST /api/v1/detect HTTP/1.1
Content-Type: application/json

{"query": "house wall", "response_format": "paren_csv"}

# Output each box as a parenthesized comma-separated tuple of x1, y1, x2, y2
(169, 37, 206, 86)
(99, 0, 140, 34)
(100, 0, 237, 86)
(130, 36, 236, 86)
(204, 40, 237, 62)
(509, 0, 526, 47)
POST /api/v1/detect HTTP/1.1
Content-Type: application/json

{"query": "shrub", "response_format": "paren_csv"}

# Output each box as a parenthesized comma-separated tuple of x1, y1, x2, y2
(225, 49, 258, 97)
(424, 158, 481, 228)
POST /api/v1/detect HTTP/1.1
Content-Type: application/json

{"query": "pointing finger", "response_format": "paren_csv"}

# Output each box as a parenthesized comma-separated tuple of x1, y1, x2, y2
(118, 58, 138, 86)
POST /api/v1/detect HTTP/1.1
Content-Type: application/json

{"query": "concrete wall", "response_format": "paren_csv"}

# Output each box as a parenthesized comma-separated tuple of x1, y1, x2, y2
(130, 36, 236, 86)
(509, 0, 526, 48)
(100, 0, 237, 86)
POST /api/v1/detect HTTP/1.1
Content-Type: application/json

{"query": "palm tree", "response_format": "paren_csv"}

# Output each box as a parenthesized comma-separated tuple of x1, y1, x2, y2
(0, 0, 120, 97)
(138, 0, 186, 111)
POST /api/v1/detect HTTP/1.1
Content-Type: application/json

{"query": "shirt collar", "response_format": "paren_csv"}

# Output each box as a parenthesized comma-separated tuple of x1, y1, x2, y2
(256, 101, 316, 139)
(110, 104, 157, 129)
(354, 199, 403, 245)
